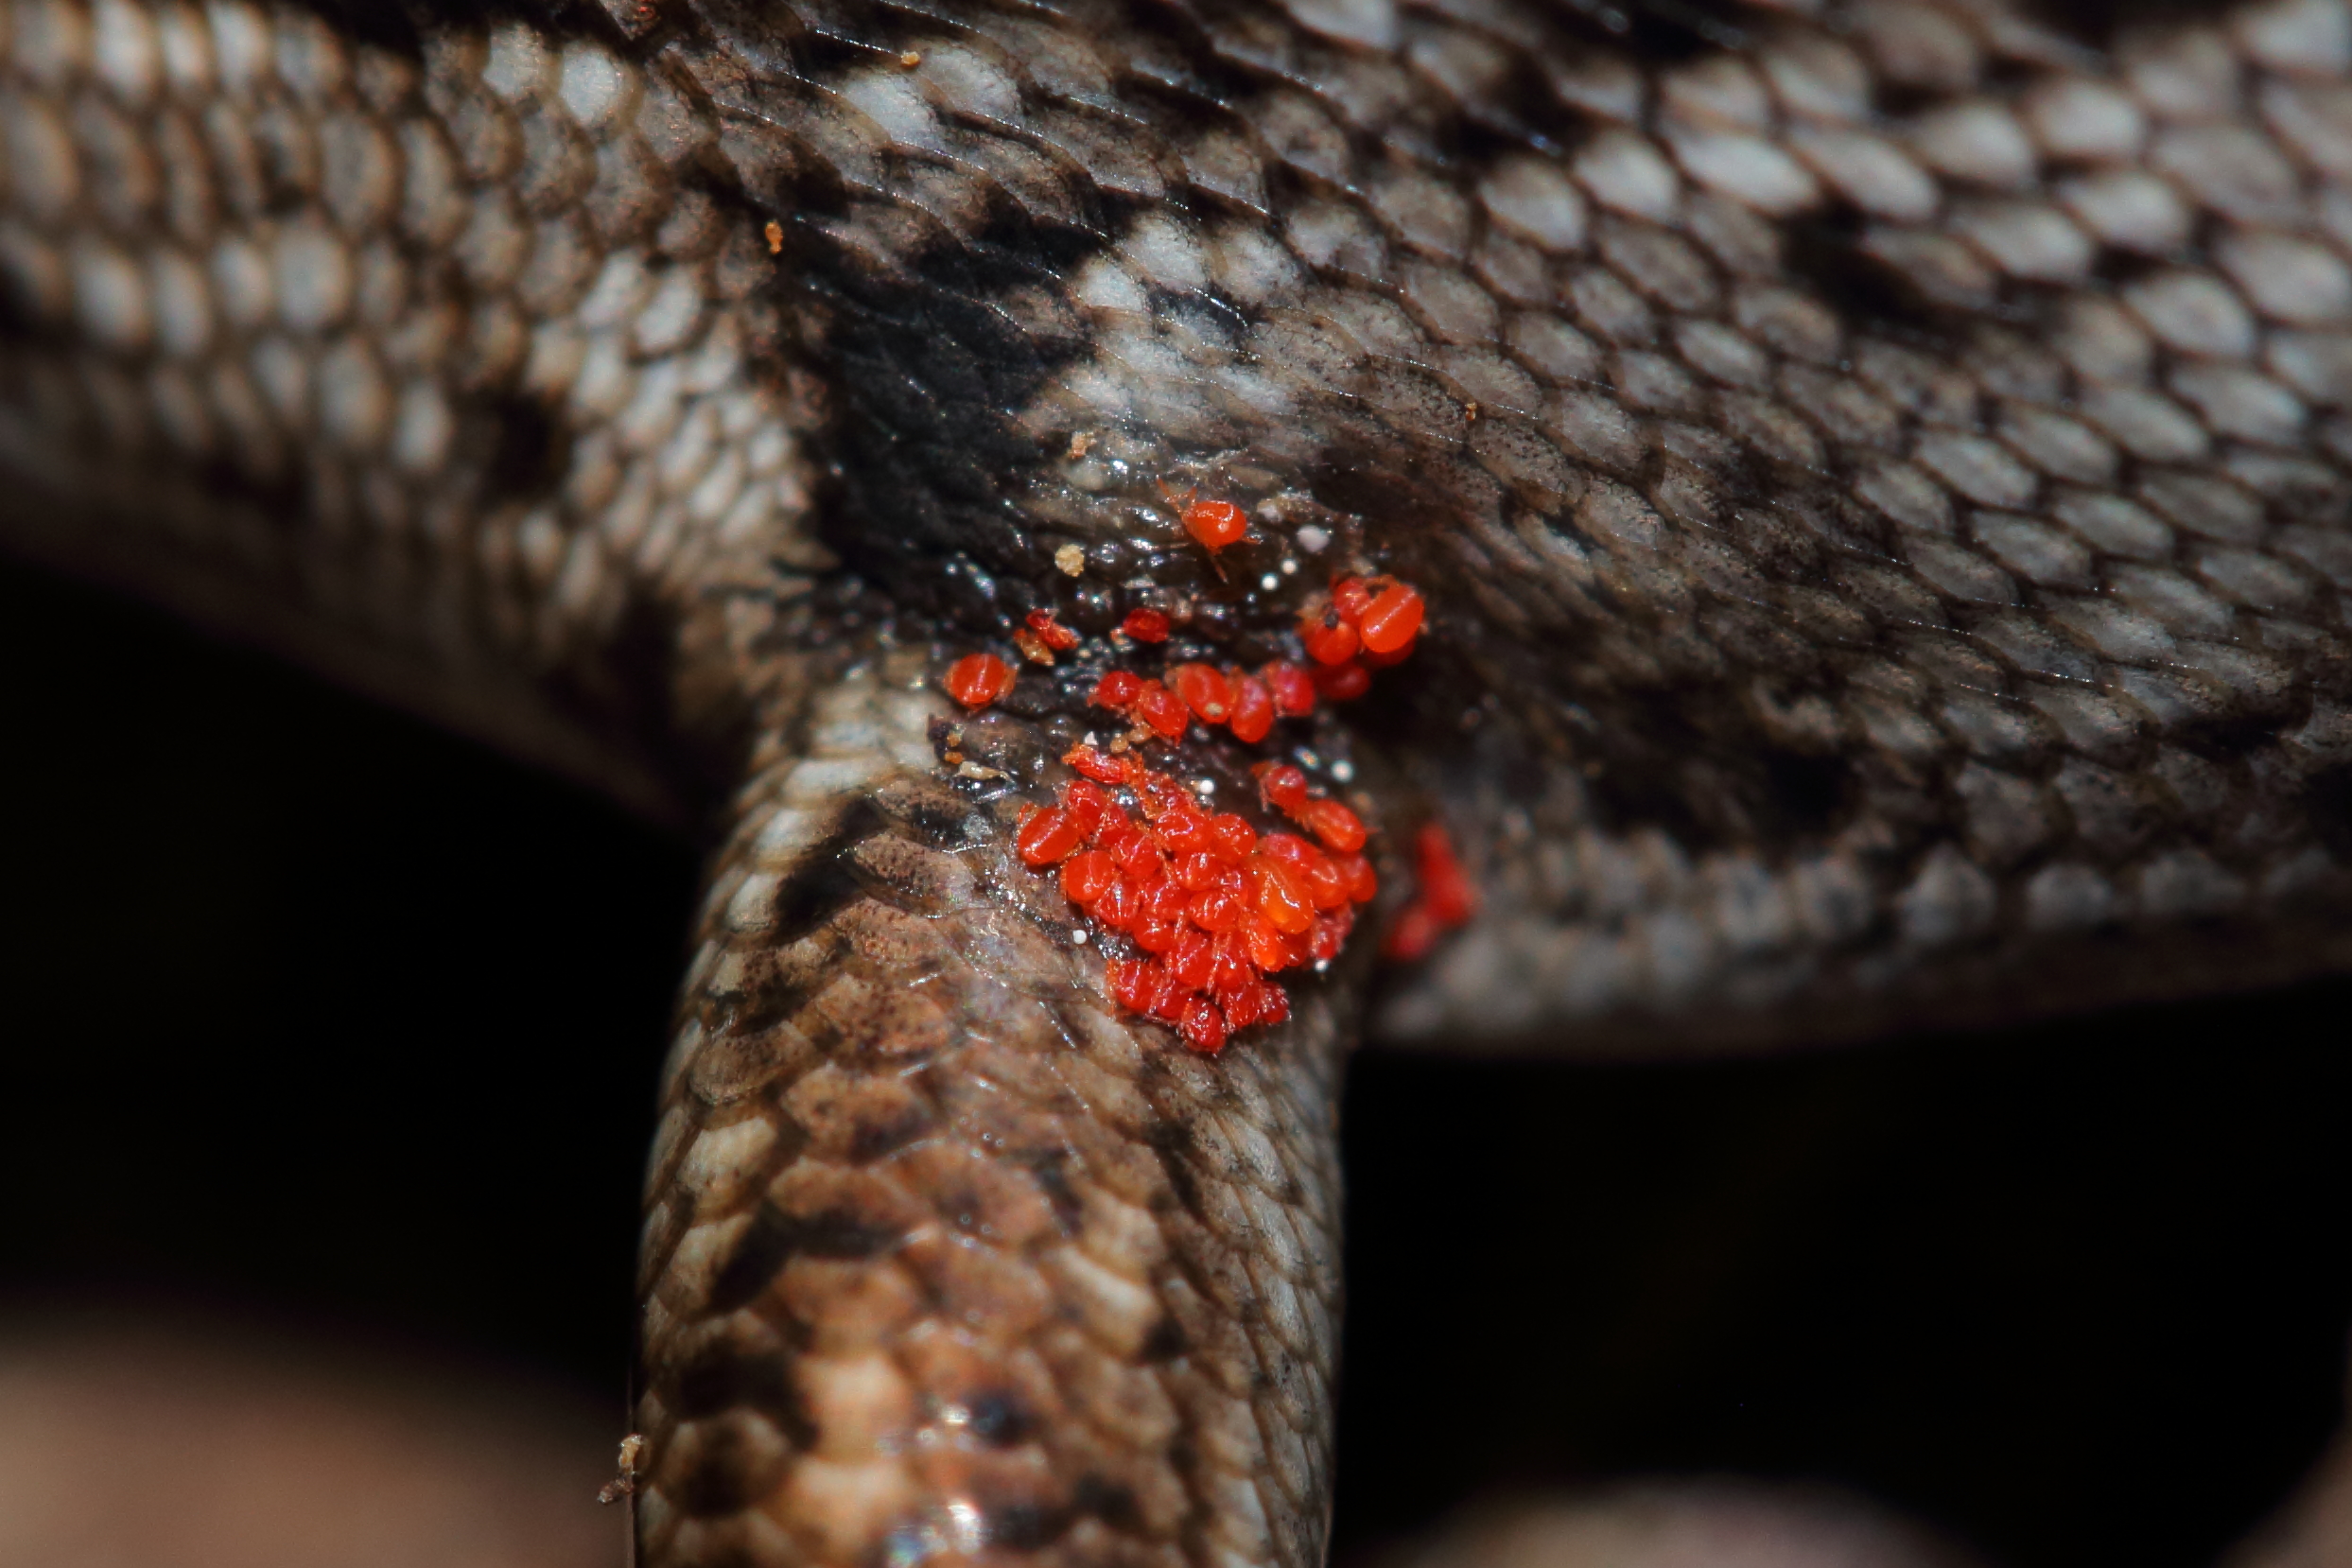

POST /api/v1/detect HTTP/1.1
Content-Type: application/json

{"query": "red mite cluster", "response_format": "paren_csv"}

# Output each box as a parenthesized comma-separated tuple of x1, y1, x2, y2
(943, 553, 1467, 1054)
(1014, 751, 1377, 1054)
(1297, 575, 1426, 702)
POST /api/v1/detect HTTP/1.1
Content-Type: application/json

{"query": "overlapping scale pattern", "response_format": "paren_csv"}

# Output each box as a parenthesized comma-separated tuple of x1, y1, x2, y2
(0, 0, 828, 811)
(631, 0, 2352, 1046)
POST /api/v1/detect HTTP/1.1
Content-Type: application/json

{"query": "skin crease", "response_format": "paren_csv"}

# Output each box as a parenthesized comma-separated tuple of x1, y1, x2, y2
(6, 0, 2352, 1564)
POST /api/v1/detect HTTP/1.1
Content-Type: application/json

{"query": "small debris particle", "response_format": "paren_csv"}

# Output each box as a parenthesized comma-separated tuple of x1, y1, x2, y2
(1296, 525, 1330, 553)
(598, 1434, 647, 1504)
(763, 219, 783, 254)
(898, 49, 922, 67)
(1067, 430, 1095, 460)
(1054, 544, 1086, 577)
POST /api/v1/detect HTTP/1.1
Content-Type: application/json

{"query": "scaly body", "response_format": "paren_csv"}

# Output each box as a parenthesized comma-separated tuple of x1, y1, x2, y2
(5, 0, 2352, 1562)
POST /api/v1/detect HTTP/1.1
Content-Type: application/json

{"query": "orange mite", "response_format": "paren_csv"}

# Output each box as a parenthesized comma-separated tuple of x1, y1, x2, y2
(1298, 798, 1368, 853)
(1382, 821, 1477, 960)
(1016, 806, 1086, 865)
(1025, 609, 1081, 653)
(1312, 662, 1371, 701)
(1331, 577, 1376, 625)
(1261, 662, 1315, 717)
(1357, 582, 1425, 654)
(1300, 607, 1359, 666)
(1254, 763, 1310, 813)
(1383, 905, 1440, 962)
(1415, 821, 1477, 926)
(1160, 479, 1250, 553)
(1172, 663, 1232, 725)
(1132, 680, 1191, 741)
(945, 653, 1016, 709)
(1228, 671, 1275, 742)
(1182, 497, 1248, 550)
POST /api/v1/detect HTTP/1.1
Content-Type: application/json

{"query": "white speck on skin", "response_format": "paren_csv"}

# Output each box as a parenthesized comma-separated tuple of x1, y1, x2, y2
(1331, 760, 1355, 783)
(1281, 558, 1298, 575)
(945, 1498, 985, 1555)
(1261, 573, 1280, 590)
(1297, 525, 1329, 553)
(1054, 543, 1086, 576)
(1072, 929, 1089, 944)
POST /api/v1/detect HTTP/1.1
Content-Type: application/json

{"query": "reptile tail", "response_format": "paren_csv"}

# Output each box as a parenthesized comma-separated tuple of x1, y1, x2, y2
(635, 650, 1350, 1568)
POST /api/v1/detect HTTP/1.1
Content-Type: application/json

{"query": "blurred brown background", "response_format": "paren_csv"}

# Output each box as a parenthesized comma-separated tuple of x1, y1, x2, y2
(2, 556, 2349, 1568)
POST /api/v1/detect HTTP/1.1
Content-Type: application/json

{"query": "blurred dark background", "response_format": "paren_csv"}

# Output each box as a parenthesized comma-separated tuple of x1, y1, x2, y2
(2, 555, 2347, 1568)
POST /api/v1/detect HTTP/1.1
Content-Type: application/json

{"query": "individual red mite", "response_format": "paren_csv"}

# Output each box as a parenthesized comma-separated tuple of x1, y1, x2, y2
(1091, 670, 1142, 709)
(1263, 662, 1315, 717)
(1382, 821, 1478, 961)
(1131, 680, 1191, 741)
(1312, 662, 1371, 702)
(1182, 497, 1248, 550)
(1256, 763, 1310, 814)
(1228, 672, 1275, 743)
(1025, 609, 1081, 653)
(946, 653, 1016, 709)
(1300, 613, 1359, 667)
(1357, 582, 1425, 653)
(1159, 480, 1251, 553)
(1172, 664, 1232, 726)
(1121, 608, 1171, 642)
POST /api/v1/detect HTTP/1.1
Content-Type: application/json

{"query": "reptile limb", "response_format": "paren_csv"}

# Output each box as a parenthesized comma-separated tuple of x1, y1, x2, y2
(8, 0, 2352, 1563)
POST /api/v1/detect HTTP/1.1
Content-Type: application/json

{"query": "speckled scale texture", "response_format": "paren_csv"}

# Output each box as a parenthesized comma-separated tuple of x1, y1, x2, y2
(12, 0, 2352, 1565)
(0, 0, 831, 816)
(621, 0, 2352, 1051)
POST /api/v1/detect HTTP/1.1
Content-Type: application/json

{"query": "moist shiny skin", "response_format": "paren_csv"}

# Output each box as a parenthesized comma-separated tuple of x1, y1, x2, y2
(6, 0, 2352, 1563)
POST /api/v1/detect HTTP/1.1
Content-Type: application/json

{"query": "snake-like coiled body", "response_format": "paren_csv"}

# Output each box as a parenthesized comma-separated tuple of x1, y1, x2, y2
(7, 0, 2352, 1562)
